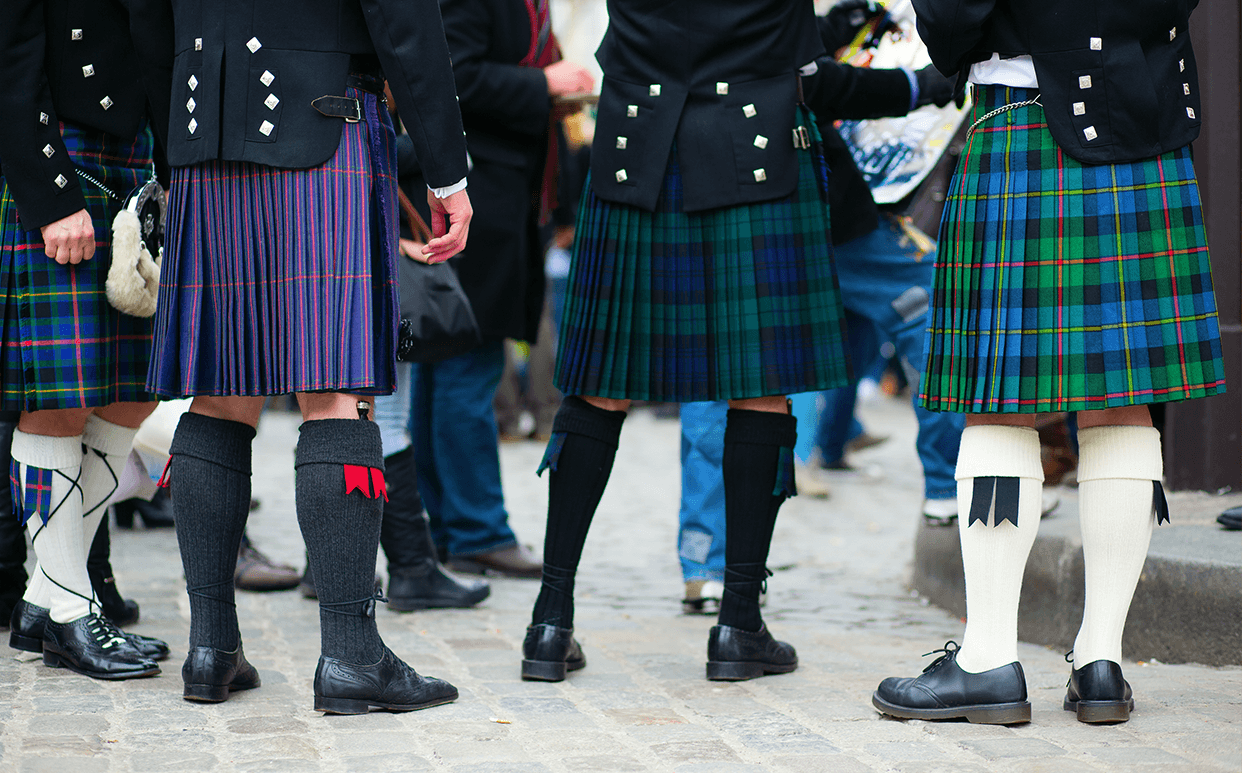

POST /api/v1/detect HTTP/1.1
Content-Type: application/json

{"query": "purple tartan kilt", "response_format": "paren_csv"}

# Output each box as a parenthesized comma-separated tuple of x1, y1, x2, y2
(147, 88, 399, 398)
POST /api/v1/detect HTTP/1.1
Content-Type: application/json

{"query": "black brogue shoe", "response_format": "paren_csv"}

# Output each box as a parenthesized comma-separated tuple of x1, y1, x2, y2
(314, 646, 458, 714)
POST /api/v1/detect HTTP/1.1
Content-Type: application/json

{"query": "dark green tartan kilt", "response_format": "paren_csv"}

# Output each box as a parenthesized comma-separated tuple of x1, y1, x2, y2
(921, 85, 1225, 414)
(554, 125, 849, 402)
(0, 122, 155, 411)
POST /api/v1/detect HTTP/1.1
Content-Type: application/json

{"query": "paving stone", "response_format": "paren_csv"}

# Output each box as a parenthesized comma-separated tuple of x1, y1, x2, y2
(449, 764, 551, 773)
(960, 737, 1068, 760)
(864, 741, 950, 760)
(770, 755, 877, 773)
(340, 754, 434, 773)
(562, 754, 651, 772)
(20, 735, 107, 756)
(1081, 747, 1193, 765)
(650, 739, 741, 763)
(20, 757, 110, 773)
(124, 753, 219, 771)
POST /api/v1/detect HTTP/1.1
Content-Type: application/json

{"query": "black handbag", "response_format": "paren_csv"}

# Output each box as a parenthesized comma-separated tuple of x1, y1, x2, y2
(394, 188, 482, 363)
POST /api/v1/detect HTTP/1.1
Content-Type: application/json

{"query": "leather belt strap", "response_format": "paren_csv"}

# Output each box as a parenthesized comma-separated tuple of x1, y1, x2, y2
(312, 95, 362, 123)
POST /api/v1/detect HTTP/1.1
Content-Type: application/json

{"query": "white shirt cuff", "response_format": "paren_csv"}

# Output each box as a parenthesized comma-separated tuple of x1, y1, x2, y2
(429, 178, 468, 199)
(799, 61, 819, 76)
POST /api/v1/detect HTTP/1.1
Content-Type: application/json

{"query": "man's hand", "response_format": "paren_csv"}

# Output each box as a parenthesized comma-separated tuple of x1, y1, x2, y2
(399, 238, 431, 263)
(40, 209, 95, 265)
(544, 60, 595, 97)
(424, 189, 472, 263)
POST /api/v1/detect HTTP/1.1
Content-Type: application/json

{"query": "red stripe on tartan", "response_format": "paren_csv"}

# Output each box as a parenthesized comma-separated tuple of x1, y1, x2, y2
(943, 245, 1210, 269)
(1155, 156, 1192, 391)
(974, 121, 1046, 134)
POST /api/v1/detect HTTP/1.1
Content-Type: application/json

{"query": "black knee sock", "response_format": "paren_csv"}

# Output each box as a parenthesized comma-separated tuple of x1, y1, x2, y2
(170, 412, 255, 651)
(295, 419, 386, 664)
(530, 396, 626, 629)
(719, 408, 797, 632)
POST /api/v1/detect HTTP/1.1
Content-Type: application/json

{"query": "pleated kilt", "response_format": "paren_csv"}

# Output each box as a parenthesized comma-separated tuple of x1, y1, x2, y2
(921, 85, 1225, 414)
(554, 113, 849, 402)
(147, 87, 399, 397)
(0, 122, 155, 411)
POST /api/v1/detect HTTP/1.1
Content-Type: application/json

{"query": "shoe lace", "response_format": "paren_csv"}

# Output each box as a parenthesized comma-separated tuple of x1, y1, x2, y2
(920, 640, 960, 673)
(88, 615, 129, 650)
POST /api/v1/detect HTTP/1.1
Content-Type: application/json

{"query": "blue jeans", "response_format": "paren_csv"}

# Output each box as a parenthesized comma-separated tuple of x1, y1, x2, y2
(677, 402, 728, 582)
(408, 340, 517, 557)
(819, 217, 963, 500)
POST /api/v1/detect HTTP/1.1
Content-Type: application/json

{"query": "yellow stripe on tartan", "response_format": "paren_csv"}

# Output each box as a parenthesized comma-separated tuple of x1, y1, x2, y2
(1108, 163, 1137, 399)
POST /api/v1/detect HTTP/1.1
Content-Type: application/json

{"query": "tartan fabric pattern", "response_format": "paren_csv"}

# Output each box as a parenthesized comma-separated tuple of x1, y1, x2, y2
(11, 459, 52, 527)
(921, 85, 1225, 414)
(555, 110, 849, 402)
(0, 123, 156, 411)
(147, 88, 400, 397)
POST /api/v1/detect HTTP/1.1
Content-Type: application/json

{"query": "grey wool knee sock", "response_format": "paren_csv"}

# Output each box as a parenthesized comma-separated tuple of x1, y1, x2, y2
(169, 412, 256, 651)
(295, 418, 386, 665)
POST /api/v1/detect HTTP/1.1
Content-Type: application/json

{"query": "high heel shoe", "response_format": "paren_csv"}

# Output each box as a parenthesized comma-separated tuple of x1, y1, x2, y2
(87, 519, 140, 627)
(112, 489, 175, 529)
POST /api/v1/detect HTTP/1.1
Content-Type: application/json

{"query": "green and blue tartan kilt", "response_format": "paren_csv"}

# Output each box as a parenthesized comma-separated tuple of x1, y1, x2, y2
(554, 114, 849, 402)
(921, 85, 1225, 414)
(0, 121, 156, 411)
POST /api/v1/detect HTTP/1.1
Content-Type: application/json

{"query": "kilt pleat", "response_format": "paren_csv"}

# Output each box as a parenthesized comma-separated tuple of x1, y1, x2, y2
(147, 88, 399, 397)
(555, 111, 849, 402)
(921, 85, 1225, 414)
(0, 122, 155, 411)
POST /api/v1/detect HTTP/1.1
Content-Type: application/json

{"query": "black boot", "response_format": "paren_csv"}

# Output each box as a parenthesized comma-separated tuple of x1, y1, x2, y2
(86, 517, 140, 627)
(0, 416, 25, 626)
(380, 448, 489, 611)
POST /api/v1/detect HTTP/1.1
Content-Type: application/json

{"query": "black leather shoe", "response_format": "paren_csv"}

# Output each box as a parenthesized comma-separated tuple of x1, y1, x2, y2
(9, 600, 169, 660)
(521, 623, 586, 681)
(1064, 659, 1134, 724)
(313, 646, 457, 714)
(183, 643, 261, 702)
(872, 642, 1031, 724)
(9, 598, 48, 652)
(706, 624, 797, 681)
(388, 562, 490, 611)
(42, 614, 160, 680)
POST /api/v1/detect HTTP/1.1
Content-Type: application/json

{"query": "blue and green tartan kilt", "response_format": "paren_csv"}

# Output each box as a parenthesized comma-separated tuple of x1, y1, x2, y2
(0, 121, 156, 411)
(147, 87, 399, 398)
(921, 85, 1225, 414)
(554, 116, 849, 403)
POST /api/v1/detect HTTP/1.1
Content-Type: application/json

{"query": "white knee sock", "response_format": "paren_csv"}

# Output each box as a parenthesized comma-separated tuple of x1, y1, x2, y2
(13, 431, 92, 623)
(1073, 425, 1161, 668)
(954, 425, 1044, 674)
(80, 416, 141, 554)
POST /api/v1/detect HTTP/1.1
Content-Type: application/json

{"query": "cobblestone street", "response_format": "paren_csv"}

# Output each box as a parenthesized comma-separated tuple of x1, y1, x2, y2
(3, 397, 1239, 772)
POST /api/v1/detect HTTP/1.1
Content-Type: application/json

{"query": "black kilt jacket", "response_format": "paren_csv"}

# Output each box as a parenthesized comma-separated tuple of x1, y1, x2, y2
(149, 0, 468, 188)
(911, 0, 1203, 164)
(589, 0, 825, 213)
(437, 0, 550, 342)
(0, 0, 172, 229)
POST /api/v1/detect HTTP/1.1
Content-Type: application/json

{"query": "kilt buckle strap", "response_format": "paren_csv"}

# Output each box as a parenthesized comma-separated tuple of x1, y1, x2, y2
(312, 95, 362, 123)
(966, 94, 1042, 140)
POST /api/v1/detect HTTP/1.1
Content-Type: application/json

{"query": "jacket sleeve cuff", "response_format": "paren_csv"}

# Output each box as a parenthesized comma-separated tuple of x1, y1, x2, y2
(429, 178, 468, 199)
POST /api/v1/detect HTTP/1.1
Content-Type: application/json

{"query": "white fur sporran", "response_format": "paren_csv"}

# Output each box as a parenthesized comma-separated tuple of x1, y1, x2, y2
(105, 179, 165, 317)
